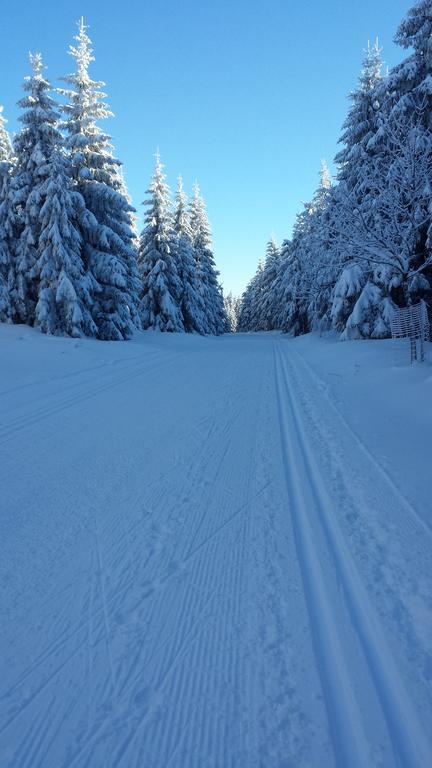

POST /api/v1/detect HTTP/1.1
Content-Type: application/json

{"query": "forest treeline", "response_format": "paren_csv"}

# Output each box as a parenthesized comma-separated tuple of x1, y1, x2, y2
(238, 1, 432, 339)
(0, 21, 228, 340)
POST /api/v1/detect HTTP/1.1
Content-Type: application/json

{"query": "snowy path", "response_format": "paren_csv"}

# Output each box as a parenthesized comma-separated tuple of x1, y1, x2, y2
(1, 329, 431, 767)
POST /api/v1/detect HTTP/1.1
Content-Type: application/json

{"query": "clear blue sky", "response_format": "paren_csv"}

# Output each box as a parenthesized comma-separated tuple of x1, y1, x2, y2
(1, 0, 410, 295)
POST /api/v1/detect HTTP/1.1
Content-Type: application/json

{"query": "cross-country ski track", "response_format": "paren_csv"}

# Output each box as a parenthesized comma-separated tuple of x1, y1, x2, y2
(1, 328, 431, 767)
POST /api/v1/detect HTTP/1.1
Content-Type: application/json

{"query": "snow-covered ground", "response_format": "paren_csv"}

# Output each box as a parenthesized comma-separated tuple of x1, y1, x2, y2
(1, 326, 431, 767)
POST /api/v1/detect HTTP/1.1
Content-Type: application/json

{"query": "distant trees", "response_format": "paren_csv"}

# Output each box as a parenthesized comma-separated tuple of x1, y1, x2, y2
(224, 292, 241, 332)
(238, 0, 432, 340)
(137, 157, 228, 335)
(0, 20, 227, 339)
(138, 153, 184, 332)
(189, 183, 226, 335)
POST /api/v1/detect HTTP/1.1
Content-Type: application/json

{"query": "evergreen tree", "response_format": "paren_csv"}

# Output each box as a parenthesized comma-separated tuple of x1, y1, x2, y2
(223, 291, 240, 332)
(0, 107, 16, 322)
(237, 260, 265, 332)
(173, 176, 205, 333)
(391, 0, 432, 125)
(60, 19, 140, 340)
(13, 53, 61, 325)
(258, 237, 281, 330)
(335, 40, 383, 182)
(138, 153, 184, 332)
(35, 151, 98, 337)
(189, 183, 226, 334)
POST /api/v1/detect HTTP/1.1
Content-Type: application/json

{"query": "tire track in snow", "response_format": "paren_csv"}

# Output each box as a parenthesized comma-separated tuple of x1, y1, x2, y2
(274, 341, 431, 768)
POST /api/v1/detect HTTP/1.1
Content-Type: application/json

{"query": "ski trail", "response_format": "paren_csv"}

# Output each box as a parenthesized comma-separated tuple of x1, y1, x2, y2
(275, 341, 431, 768)
(0, 351, 181, 445)
(2, 332, 430, 767)
(92, 516, 118, 700)
(274, 343, 370, 767)
(290, 345, 432, 539)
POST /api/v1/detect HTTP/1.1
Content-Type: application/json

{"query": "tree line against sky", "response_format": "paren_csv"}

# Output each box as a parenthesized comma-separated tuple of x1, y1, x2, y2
(238, 0, 432, 339)
(0, 20, 228, 340)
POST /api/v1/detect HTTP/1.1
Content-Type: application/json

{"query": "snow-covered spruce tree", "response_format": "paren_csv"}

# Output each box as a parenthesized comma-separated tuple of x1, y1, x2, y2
(272, 163, 334, 337)
(343, 109, 432, 336)
(224, 291, 240, 332)
(328, 42, 385, 334)
(335, 40, 383, 184)
(334, 5, 432, 339)
(238, 238, 282, 333)
(35, 151, 98, 337)
(13, 53, 61, 325)
(237, 260, 265, 331)
(173, 176, 205, 333)
(138, 153, 184, 332)
(257, 237, 281, 330)
(0, 106, 16, 322)
(389, 0, 432, 301)
(277, 232, 309, 336)
(60, 19, 140, 340)
(189, 183, 226, 334)
(329, 89, 432, 337)
(391, 0, 432, 125)
(303, 162, 339, 332)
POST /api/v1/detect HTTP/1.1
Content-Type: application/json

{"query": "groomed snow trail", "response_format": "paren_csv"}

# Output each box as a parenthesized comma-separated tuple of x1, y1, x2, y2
(1, 329, 431, 767)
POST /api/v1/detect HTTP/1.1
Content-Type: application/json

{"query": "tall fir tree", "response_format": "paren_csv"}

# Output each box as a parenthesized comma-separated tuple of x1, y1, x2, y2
(173, 176, 206, 333)
(223, 291, 240, 332)
(258, 236, 281, 330)
(60, 19, 140, 340)
(189, 183, 226, 334)
(138, 153, 184, 332)
(13, 53, 61, 325)
(335, 40, 383, 183)
(35, 150, 98, 337)
(0, 107, 16, 321)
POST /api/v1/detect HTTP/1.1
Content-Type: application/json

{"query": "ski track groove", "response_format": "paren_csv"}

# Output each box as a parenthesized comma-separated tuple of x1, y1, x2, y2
(0, 352, 181, 445)
(290, 345, 432, 540)
(274, 343, 370, 768)
(49, 357, 254, 768)
(92, 516, 118, 700)
(275, 341, 431, 768)
(3, 337, 430, 767)
(117, 360, 261, 766)
(0, 348, 163, 403)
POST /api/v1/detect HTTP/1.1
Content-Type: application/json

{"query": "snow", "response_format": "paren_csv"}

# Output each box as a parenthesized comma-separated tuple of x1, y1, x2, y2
(1, 326, 431, 767)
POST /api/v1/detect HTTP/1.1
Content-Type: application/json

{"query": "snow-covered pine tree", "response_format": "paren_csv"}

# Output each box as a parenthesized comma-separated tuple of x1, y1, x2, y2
(35, 150, 98, 337)
(328, 10, 432, 338)
(307, 161, 339, 332)
(328, 42, 385, 334)
(0, 106, 16, 322)
(60, 19, 140, 340)
(189, 183, 226, 334)
(13, 53, 61, 325)
(390, 0, 432, 300)
(391, 0, 432, 124)
(258, 237, 281, 330)
(335, 40, 383, 183)
(275, 164, 333, 336)
(138, 153, 184, 332)
(237, 260, 265, 332)
(223, 291, 240, 332)
(173, 176, 205, 333)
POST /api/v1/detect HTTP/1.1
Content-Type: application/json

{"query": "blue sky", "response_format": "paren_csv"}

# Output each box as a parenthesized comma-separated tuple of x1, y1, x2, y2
(1, 0, 411, 295)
